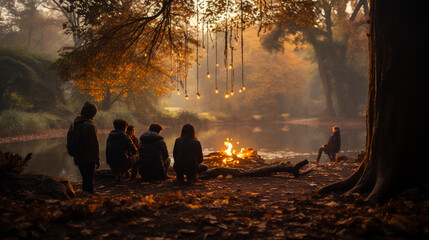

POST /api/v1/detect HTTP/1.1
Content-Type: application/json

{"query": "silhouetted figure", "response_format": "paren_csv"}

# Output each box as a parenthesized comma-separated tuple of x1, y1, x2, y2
(173, 124, 208, 184)
(106, 119, 138, 181)
(126, 125, 139, 180)
(316, 126, 341, 163)
(138, 123, 170, 181)
(67, 101, 100, 194)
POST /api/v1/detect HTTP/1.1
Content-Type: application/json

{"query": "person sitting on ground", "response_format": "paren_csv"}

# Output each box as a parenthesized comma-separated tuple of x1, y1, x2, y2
(173, 124, 208, 184)
(126, 125, 139, 180)
(138, 123, 170, 181)
(316, 126, 341, 164)
(106, 119, 138, 181)
(127, 125, 139, 148)
(68, 101, 100, 194)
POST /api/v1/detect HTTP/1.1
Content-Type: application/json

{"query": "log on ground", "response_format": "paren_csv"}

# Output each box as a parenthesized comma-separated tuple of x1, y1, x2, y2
(200, 160, 309, 179)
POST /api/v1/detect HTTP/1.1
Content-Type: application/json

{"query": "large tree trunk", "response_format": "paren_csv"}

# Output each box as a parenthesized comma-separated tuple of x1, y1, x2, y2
(319, 0, 429, 203)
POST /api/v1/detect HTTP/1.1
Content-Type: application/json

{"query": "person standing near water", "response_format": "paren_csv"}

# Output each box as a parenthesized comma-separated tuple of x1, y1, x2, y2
(67, 101, 100, 194)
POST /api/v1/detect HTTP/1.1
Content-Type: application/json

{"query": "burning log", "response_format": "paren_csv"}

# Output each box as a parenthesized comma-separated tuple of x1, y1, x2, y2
(200, 160, 309, 179)
(204, 138, 269, 169)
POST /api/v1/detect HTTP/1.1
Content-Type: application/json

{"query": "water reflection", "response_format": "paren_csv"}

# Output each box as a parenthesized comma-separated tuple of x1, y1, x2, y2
(0, 123, 365, 181)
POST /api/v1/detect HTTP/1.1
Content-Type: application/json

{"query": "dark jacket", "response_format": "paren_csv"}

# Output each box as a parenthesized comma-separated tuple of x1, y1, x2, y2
(326, 131, 341, 153)
(72, 116, 100, 166)
(106, 130, 137, 168)
(173, 136, 203, 175)
(138, 131, 169, 178)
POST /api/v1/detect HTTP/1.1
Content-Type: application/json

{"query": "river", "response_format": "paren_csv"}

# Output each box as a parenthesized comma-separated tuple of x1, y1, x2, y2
(0, 122, 365, 180)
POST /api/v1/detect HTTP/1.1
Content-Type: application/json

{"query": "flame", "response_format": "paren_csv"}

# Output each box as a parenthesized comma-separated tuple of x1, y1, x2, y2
(224, 138, 234, 156)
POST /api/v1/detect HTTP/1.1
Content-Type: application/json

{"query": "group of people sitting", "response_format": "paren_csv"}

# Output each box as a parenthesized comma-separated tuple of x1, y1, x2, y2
(69, 101, 341, 194)
(69, 101, 207, 194)
(105, 120, 207, 183)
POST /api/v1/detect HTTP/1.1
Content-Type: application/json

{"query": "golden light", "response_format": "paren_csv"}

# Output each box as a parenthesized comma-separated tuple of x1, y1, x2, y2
(177, 89, 181, 95)
(242, 86, 246, 91)
(229, 64, 233, 70)
(215, 88, 219, 94)
(230, 91, 234, 96)
(224, 139, 233, 156)
(225, 93, 229, 98)
(185, 94, 189, 100)
(204, 138, 265, 168)
(207, 73, 211, 78)
(196, 92, 201, 99)
(239, 88, 242, 93)
(216, 63, 219, 67)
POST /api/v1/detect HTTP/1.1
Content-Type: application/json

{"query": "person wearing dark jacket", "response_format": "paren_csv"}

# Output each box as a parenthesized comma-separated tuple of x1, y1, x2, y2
(138, 123, 170, 181)
(173, 124, 207, 184)
(72, 101, 100, 194)
(106, 119, 138, 181)
(316, 126, 341, 163)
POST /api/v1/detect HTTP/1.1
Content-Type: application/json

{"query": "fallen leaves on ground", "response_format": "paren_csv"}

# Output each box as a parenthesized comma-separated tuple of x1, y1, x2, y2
(1, 160, 428, 239)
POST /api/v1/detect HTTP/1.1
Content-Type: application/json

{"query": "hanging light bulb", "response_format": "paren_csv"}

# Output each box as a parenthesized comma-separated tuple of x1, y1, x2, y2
(215, 88, 219, 94)
(216, 63, 219, 67)
(185, 94, 189, 100)
(242, 86, 246, 91)
(196, 92, 201, 99)
(207, 72, 211, 79)
(230, 90, 234, 96)
(229, 64, 233, 70)
(225, 93, 229, 99)
(239, 88, 243, 93)
(177, 89, 181, 95)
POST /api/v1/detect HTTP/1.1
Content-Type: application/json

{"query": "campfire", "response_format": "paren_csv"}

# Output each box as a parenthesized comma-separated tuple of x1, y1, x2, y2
(204, 138, 268, 168)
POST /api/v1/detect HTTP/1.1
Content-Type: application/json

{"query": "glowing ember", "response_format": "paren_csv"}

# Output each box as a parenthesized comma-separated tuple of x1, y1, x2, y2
(204, 138, 268, 168)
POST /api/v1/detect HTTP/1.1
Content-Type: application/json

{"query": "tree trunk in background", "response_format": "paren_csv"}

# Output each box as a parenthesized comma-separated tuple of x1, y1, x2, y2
(312, 41, 336, 117)
(319, 0, 429, 203)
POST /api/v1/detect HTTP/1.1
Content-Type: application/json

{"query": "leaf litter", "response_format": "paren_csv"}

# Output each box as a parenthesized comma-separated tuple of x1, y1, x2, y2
(1, 160, 429, 239)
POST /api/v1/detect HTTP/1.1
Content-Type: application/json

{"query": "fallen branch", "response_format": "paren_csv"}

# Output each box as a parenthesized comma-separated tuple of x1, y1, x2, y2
(200, 159, 309, 179)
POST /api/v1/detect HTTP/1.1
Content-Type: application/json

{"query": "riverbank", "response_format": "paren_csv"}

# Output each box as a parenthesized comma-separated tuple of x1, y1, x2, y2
(1, 158, 428, 239)
(0, 117, 365, 144)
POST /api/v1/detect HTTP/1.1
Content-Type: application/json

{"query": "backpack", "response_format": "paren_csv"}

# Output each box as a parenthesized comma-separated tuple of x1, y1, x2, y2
(66, 121, 90, 157)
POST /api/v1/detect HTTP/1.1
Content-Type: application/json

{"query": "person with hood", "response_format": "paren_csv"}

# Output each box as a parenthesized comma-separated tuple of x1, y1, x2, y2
(70, 101, 100, 194)
(316, 126, 341, 164)
(106, 119, 138, 181)
(173, 124, 207, 184)
(138, 123, 170, 180)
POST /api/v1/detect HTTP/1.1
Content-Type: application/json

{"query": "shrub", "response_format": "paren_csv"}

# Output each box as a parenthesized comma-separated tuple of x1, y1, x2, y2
(0, 110, 63, 137)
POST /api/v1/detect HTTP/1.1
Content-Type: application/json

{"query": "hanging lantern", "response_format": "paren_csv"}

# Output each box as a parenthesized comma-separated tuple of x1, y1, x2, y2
(196, 92, 201, 99)
(225, 93, 229, 99)
(207, 72, 211, 79)
(215, 88, 219, 94)
(230, 90, 234, 96)
(185, 94, 189, 100)
(177, 89, 181, 95)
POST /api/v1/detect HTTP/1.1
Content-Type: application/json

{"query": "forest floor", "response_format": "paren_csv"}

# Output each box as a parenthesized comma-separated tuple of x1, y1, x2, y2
(1, 158, 428, 240)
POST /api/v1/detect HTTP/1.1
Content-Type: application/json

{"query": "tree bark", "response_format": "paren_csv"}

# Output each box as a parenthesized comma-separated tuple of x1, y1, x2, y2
(319, 0, 429, 204)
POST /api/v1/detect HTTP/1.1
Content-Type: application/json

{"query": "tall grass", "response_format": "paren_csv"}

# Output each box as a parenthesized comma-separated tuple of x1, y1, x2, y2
(0, 110, 64, 137)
